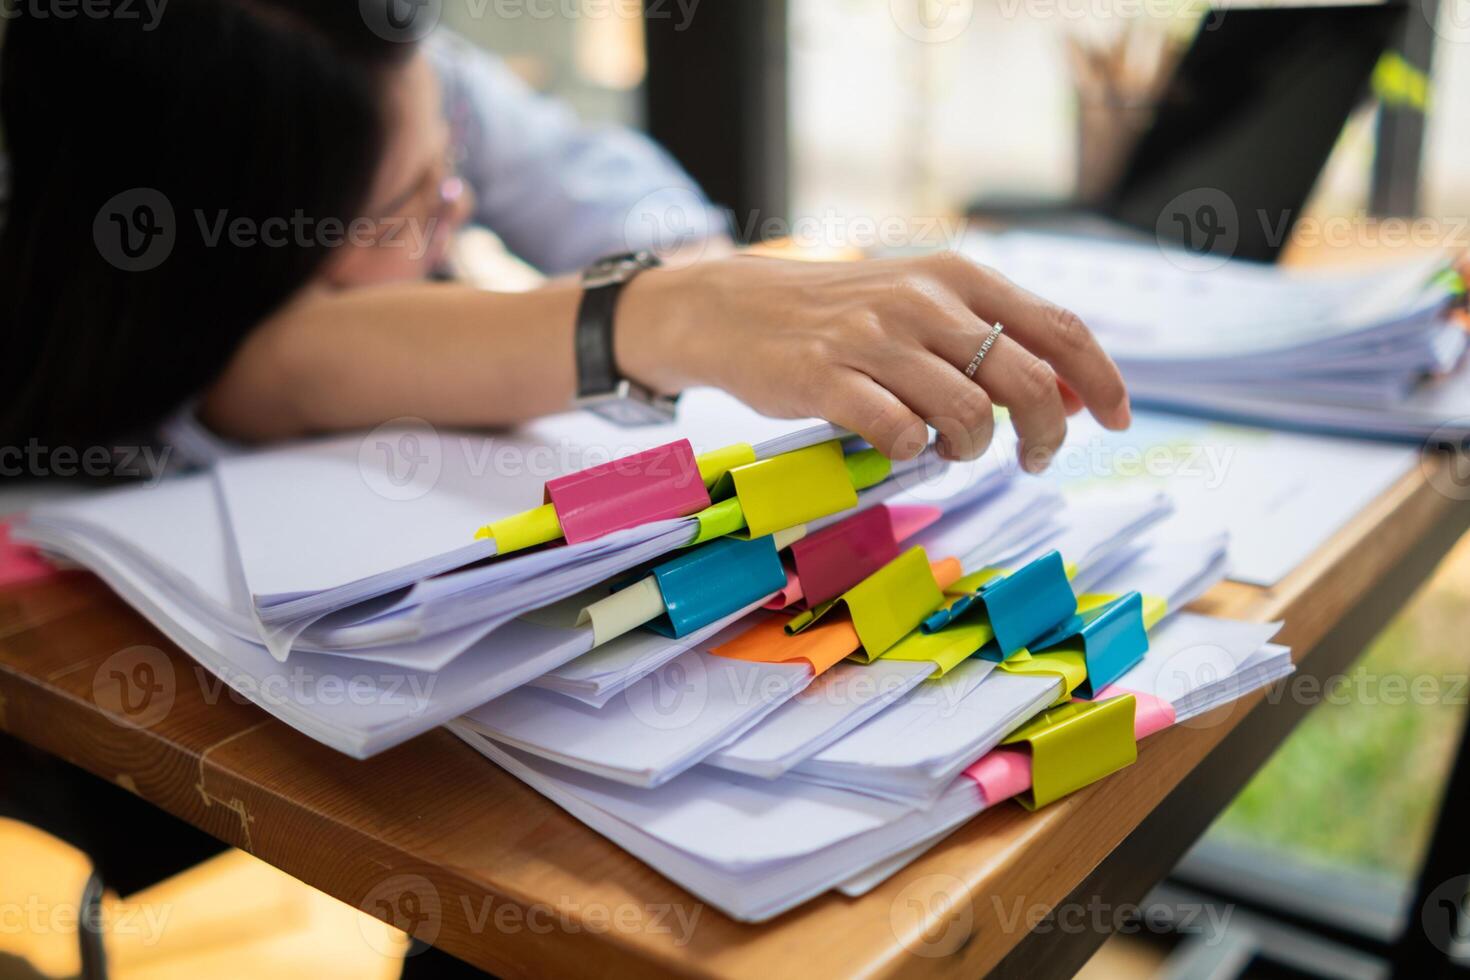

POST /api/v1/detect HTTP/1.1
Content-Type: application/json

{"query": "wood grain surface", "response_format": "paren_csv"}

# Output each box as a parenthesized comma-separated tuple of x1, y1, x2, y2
(1, 448, 1463, 978)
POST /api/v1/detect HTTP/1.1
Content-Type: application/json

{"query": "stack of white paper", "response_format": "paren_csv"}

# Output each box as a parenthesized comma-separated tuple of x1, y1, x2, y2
(451, 610, 1291, 922)
(700, 489, 1162, 781)
(962, 230, 1468, 441)
(779, 531, 1227, 807)
(10, 379, 1305, 926)
(15, 391, 1002, 758)
(527, 464, 1017, 707)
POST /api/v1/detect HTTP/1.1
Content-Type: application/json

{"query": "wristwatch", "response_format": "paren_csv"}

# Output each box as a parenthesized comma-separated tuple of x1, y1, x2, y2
(574, 250, 679, 425)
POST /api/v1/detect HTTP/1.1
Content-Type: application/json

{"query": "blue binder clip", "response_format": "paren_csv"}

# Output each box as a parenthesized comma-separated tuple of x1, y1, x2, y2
(644, 534, 788, 638)
(920, 550, 1076, 661)
(1029, 591, 1149, 698)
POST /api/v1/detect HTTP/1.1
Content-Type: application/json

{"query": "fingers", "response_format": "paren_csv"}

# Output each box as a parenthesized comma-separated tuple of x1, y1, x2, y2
(925, 252, 1131, 430)
(816, 369, 930, 461)
(1057, 377, 1085, 416)
(969, 332, 1069, 473)
(866, 351, 996, 461)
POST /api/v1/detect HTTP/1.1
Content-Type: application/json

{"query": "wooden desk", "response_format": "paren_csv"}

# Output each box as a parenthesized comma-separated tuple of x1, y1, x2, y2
(4, 223, 1468, 975)
(2, 454, 1466, 978)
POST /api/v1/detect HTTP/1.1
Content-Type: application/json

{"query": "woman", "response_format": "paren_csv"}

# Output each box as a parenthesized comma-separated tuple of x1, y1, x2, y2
(0, 0, 1129, 474)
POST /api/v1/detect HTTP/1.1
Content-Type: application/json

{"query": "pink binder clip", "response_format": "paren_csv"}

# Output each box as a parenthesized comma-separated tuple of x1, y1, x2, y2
(544, 439, 711, 544)
(780, 503, 942, 610)
(786, 505, 902, 609)
(0, 522, 57, 588)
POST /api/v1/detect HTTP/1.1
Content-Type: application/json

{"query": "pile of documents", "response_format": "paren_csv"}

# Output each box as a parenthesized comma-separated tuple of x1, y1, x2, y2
(15, 390, 1292, 920)
(962, 230, 1469, 441)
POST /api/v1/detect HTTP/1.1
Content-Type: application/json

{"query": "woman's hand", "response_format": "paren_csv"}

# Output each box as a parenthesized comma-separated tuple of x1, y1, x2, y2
(617, 252, 1131, 471)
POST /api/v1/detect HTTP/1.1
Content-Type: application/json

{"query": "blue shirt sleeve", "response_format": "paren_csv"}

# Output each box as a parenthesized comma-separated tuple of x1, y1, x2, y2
(427, 31, 731, 276)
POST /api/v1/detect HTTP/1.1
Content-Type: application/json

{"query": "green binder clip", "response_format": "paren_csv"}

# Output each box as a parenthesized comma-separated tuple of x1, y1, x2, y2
(691, 442, 895, 544)
(1001, 694, 1138, 809)
(785, 545, 945, 661)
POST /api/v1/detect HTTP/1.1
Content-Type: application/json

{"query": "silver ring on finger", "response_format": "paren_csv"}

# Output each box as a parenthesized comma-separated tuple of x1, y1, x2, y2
(964, 322, 1004, 379)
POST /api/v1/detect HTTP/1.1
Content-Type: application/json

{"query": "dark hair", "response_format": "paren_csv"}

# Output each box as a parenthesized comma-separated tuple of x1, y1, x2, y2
(0, 0, 416, 451)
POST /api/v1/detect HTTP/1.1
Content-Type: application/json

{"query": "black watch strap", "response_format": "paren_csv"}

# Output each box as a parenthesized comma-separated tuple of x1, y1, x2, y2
(574, 280, 620, 398)
(574, 251, 662, 398)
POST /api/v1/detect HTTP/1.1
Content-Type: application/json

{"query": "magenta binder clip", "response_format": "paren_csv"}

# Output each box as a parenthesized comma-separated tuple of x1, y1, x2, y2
(786, 505, 901, 609)
(544, 439, 710, 544)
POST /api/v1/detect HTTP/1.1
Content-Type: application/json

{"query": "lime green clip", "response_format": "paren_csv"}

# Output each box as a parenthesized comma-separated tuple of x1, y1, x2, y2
(881, 619, 994, 675)
(1076, 592, 1167, 628)
(710, 440, 858, 538)
(1002, 694, 1138, 810)
(1373, 51, 1430, 112)
(998, 648, 1088, 706)
(786, 546, 944, 661)
(696, 443, 757, 488)
(689, 441, 895, 545)
(474, 502, 562, 550)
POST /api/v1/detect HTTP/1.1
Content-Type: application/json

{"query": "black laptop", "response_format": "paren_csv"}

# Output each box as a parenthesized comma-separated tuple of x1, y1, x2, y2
(972, 3, 1408, 263)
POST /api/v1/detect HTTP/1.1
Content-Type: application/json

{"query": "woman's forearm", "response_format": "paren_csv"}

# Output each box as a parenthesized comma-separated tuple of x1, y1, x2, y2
(202, 279, 596, 440)
(202, 253, 1131, 470)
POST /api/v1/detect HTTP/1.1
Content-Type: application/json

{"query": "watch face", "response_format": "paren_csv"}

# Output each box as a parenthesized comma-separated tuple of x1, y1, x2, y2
(583, 251, 660, 288)
(581, 392, 679, 427)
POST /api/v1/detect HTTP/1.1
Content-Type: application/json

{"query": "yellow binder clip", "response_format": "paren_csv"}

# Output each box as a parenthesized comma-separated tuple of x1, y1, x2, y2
(1001, 694, 1138, 809)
